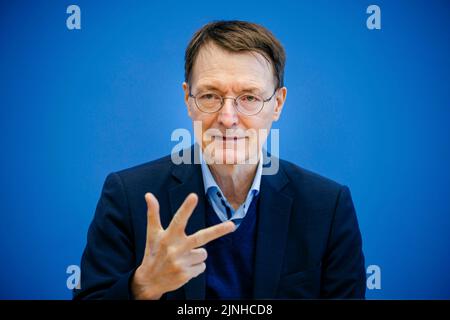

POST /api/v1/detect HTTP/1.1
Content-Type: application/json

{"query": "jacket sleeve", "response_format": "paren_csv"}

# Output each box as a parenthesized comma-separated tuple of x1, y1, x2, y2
(320, 186, 366, 298)
(73, 172, 137, 300)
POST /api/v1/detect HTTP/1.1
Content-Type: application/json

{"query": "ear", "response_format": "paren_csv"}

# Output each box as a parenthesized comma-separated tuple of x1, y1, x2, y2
(182, 82, 193, 117)
(272, 86, 287, 121)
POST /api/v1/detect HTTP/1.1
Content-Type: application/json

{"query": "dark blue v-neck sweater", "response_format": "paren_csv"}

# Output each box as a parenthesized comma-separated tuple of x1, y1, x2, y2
(204, 194, 260, 300)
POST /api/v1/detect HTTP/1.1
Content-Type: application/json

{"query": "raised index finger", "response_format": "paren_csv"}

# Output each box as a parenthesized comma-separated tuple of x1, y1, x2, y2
(167, 193, 198, 234)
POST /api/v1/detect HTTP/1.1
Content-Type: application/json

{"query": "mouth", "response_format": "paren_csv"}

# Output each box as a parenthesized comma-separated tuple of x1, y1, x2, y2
(214, 136, 247, 141)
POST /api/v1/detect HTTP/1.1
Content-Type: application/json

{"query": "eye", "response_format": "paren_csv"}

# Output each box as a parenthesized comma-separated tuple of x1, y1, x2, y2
(240, 94, 260, 102)
(199, 93, 220, 100)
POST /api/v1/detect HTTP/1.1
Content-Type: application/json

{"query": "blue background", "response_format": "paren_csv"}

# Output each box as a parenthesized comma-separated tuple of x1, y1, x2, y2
(1, 0, 449, 299)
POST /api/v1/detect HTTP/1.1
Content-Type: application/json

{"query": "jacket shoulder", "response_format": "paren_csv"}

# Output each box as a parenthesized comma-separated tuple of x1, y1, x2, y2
(279, 159, 344, 194)
(113, 153, 176, 184)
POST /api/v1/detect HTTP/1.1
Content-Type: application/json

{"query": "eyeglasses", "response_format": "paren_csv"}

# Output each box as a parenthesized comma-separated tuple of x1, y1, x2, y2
(188, 88, 278, 116)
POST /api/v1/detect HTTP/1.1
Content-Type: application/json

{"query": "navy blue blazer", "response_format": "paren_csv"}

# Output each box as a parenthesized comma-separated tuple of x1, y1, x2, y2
(74, 146, 366, 299)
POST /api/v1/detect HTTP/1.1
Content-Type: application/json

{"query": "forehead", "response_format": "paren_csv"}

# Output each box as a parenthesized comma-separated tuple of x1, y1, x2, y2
(190, 42, 275, 92)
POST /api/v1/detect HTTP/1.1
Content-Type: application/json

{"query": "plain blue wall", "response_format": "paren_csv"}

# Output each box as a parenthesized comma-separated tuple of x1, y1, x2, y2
(1, 0, 449, 299)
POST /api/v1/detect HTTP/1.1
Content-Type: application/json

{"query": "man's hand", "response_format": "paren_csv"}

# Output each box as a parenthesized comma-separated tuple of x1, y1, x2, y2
(131, 192, 236, 300)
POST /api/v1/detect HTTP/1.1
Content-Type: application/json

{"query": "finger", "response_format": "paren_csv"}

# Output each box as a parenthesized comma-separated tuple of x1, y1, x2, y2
(167, 193, 198, 234)
(144, 193, 162, 254)
(183, 248, 208, 266)
(145, 193, 162, 230)
(184, 221, 236, 250)
(189, 262, 206, 279)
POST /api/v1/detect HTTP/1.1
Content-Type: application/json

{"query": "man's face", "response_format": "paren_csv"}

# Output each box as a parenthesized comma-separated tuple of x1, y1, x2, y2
(183, 42, 287, 165)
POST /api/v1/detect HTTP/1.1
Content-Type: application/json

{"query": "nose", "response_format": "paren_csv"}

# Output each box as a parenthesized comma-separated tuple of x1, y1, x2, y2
(217, 97, 239, 128)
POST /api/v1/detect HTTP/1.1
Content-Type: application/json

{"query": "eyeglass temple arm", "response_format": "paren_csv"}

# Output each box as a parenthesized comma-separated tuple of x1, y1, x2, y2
(264, 88, 278, 102)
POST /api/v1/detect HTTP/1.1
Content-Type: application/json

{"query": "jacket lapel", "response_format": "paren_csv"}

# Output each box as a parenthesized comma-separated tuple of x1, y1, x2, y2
(253, 160, 293, 299)
(168, 145, 206, 300)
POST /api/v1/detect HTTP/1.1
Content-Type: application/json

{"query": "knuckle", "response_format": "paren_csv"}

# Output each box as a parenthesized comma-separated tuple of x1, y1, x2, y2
(192, 263, 206, 278)
(170, 261, 183, 274)
(192, 235, 202, 248)
(199, 248, 208, 260)
(166, 245, 177, 257)
(166, 250, 182, 272)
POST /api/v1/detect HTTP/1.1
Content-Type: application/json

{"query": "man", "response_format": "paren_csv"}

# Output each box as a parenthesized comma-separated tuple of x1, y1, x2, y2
(74, 20, 366, 300)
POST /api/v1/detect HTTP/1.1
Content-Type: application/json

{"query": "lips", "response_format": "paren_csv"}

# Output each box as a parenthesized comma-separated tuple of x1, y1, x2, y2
(216, 136, 246, 141)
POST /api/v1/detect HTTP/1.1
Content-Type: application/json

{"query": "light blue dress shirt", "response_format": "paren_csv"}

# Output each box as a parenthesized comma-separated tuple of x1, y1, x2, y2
(199, 150, 263, 228)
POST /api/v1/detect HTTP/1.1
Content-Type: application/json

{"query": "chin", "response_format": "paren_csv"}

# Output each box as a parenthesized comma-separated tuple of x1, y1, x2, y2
(215, 149, 255, 165)
(202, 140, 259, 165)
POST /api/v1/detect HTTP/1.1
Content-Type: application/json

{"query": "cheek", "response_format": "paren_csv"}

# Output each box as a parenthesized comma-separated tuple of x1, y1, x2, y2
(191, 114, 218, 142)
(241, 117, 273, 149)
(190, 106, 214, 124)
(200, 115, 217, 131)
(241, 116, 272, 132)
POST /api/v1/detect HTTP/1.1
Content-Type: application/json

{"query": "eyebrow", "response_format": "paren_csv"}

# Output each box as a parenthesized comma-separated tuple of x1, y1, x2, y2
(195, 84, 264, 95)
